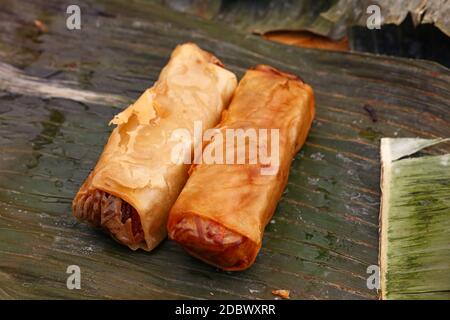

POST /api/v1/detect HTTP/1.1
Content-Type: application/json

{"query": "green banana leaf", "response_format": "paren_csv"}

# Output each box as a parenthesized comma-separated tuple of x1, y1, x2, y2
(380, 138, 450, 300)
(0, 0, 449, 299)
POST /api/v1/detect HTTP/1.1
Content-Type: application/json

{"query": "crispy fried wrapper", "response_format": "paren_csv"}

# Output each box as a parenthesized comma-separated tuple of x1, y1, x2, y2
(72, 43, 237, 251)
(168, 65, 315, 270)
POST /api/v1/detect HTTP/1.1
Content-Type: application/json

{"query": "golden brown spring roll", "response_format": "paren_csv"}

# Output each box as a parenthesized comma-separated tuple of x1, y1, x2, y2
(72, 43, 237, 251)
(168, 65, 315, 270)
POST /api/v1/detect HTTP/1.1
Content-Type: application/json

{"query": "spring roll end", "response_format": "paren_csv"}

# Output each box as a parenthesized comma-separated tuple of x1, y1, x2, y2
(168, 213, 260, 271)
(72, 186, 150, 251)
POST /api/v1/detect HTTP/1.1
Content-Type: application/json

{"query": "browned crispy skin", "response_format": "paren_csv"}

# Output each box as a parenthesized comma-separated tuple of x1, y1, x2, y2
(168, 65, 315, 270)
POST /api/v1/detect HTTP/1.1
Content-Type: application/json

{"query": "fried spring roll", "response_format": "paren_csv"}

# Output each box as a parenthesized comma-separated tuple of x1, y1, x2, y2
(168, 65, 315, 270)
(72, 43, 237, 251)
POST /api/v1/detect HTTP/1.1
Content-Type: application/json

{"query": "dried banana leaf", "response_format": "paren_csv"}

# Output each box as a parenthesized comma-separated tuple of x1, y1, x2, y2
(380, 138, 450, 300)
(157, 0, 450, 39)
(324, 0, 450, 37)
(0, 0, 449, 299)
(159, 0, 345, 39)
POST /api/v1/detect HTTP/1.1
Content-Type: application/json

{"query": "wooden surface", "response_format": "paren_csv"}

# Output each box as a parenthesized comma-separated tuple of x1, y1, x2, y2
(0, 0, 449, 299)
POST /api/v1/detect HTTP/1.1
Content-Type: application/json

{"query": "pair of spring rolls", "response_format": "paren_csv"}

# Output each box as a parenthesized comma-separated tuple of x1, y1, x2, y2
(168, 65, 315, 270)
(72, 43, 237, 250)
(72, 43, 315, 272)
